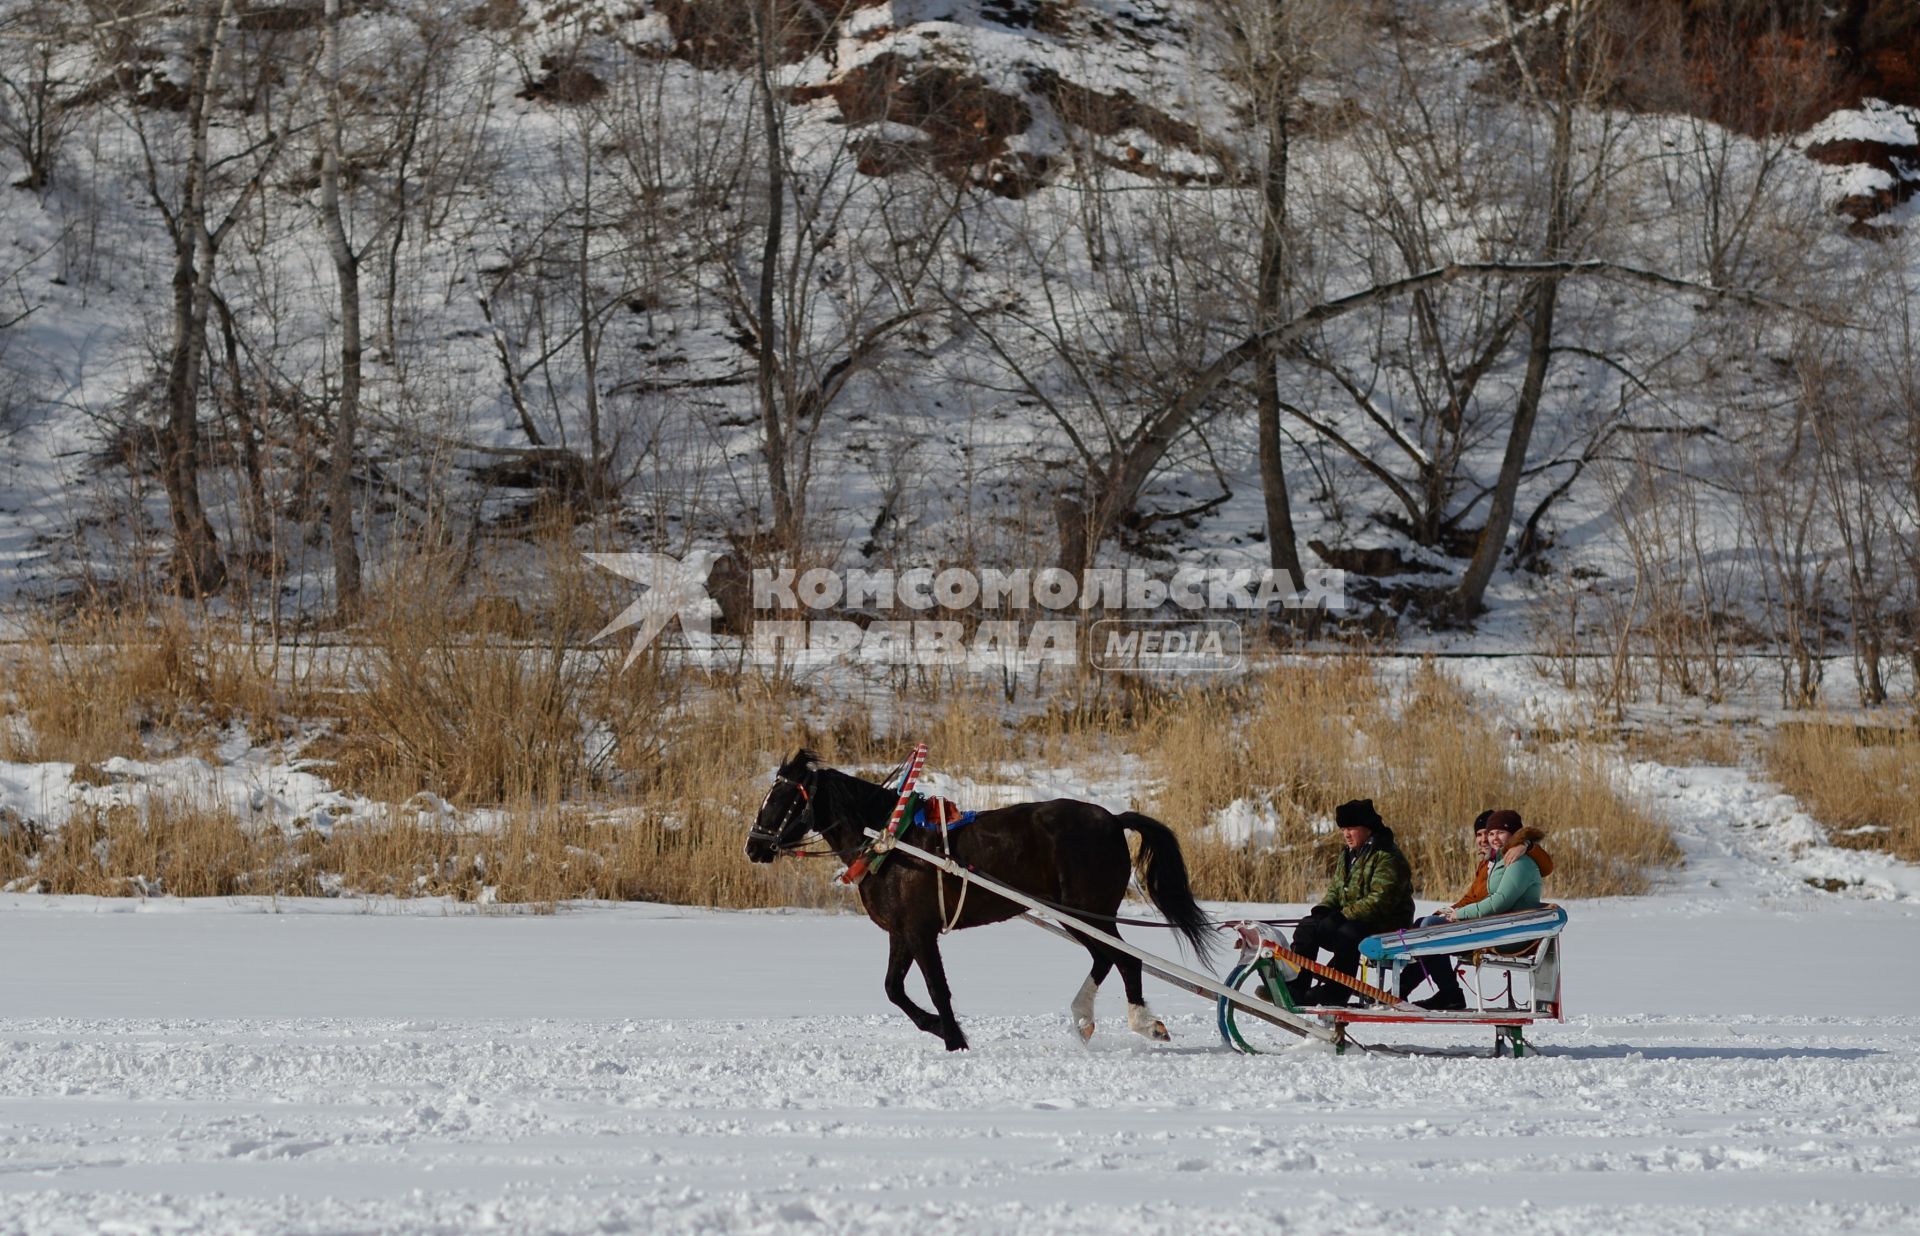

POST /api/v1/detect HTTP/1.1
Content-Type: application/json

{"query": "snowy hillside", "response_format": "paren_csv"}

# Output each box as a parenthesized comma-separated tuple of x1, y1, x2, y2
(0, 0, 1915, 666)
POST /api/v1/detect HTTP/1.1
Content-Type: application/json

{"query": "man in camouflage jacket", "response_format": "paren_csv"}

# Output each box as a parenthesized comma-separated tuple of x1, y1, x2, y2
(1284, 798, 1415, 1007)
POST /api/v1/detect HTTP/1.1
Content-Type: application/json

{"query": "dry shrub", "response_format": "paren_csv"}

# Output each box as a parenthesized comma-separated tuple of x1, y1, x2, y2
(1146, 659, 1680, 903)
(331, 546, 687, 803)
(1, 582, 1684, 909)
(905, 667, 1160, 781)
(2, 796, 291, 897)
(0, 788, 847, 908)
(0, 608, 291, 764)
(1766, 722, 1920, 862)
(1623, 724, 1743, 768)
(308, 803, 842, 908)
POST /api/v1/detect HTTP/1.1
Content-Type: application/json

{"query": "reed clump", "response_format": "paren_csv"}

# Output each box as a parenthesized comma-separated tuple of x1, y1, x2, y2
(1765, 721, 1920, 863)
(0, 607, 293, 765)
(1147, 659, 1680, 903)
(1, 592, 1684, 908)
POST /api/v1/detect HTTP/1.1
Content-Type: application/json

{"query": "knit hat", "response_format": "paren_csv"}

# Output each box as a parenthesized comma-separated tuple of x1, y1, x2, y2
(1484, 808, 1523, 832)
(1334, 798, 1382, 830)
(1471, 809, 1494, 833)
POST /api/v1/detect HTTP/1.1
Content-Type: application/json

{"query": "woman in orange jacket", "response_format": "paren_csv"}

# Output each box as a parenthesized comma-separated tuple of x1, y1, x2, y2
(1399, 809, 1553, 1006)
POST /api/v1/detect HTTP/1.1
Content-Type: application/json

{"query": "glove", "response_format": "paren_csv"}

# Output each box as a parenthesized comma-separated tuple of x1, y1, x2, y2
(1309, 904, 1340, 920)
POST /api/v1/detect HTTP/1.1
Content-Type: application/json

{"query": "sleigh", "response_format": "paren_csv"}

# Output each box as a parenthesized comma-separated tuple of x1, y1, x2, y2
(1217, 907, 1567, 1057)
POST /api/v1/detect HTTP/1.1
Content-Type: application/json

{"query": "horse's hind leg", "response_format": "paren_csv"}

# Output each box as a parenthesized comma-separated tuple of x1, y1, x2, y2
(883, 933, 941, 1038)
(905, 927, 968, 1052)
(1113, 945, 1170, 1043)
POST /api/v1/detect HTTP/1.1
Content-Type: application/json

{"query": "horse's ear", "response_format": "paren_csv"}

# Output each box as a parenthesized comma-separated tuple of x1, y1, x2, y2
(789, 748, 824, 773)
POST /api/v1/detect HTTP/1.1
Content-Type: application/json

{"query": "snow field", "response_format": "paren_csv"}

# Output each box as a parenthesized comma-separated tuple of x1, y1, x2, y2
(2, 891, 1918, 1235)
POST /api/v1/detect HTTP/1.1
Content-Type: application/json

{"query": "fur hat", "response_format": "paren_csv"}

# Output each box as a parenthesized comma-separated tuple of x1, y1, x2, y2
(1472, 809, 1494, 833)
(1335, 798, 1382, 831)
(1484, 808, 1523, 833)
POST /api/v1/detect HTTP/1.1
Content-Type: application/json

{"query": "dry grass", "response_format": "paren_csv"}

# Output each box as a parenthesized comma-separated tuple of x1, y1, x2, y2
(0, 791, 844, 908)
(2, 591, 1683, 909)
(1765, 721, 1920, 863)
(4, 796, 289, 897)
(1622, 724, 1744, 769)
(1145, 659, 1681, 902)
(0, 608, 293, 765)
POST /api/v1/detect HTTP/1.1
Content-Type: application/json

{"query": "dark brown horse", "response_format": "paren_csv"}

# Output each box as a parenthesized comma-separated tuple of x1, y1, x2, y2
(745, 750, 1215, 1051)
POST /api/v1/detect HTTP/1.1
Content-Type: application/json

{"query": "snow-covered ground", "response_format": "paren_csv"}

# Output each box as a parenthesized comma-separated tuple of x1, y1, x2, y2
(4, 774, 1919, 1236)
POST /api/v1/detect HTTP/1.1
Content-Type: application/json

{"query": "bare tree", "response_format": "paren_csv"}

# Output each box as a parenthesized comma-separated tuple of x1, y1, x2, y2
(1211, 0, 1341, 584)
(729, 0, 955, 549)
(950, 158, 1242, 573)
(1739, 415, 1830, 708)
(1290, 24, 1537, 558)
(109, 0, 314, 594)
(320, 0, 362, 614)
(1453, 0, 1627, 618)
(1634, 0, 1835, 290)
(0, 2, 76, 190)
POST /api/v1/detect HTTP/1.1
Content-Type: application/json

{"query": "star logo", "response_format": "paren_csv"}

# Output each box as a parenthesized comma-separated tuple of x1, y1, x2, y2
(585, 551, 720, 667)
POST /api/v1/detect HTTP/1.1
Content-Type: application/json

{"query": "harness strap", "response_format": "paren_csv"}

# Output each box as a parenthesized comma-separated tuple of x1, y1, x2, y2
(934, 800, 969, 934)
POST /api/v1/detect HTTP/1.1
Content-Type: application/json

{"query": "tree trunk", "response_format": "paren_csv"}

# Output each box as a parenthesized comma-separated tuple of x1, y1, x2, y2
(1454, 275, 1560, 615)
(578, 119, 604, 503)
(321, 0, 362, 617)
(1054, 494, 1091, 575)
(1253, 18, 1303, 585)
(749, 0, 794, 545)
(161, 0, 236, 597)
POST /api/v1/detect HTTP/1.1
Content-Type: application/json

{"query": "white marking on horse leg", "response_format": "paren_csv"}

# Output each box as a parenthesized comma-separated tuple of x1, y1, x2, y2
(1070, 975, 1098, 1042)
(1127, 1001, 1171, 1042)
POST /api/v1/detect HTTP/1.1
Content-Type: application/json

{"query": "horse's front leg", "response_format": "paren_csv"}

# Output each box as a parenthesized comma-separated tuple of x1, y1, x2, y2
(1070, 947, 1113, 1042)
(883, 932, 941, 1037)
(905, 926, 969, 1051)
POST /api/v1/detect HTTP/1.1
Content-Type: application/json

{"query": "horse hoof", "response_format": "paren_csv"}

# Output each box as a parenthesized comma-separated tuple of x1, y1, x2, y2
(1148, 1021, 1170, 1042)
(1074, 1017, 1095, 1042)
(945, 1039, 970, 1052)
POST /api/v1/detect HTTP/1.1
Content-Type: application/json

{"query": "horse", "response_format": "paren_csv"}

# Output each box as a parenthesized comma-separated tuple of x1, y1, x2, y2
(744, 749, 1216, 1051)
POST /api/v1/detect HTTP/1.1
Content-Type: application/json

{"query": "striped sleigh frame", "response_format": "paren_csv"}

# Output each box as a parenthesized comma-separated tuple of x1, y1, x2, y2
(1359, 904, 1569, 962)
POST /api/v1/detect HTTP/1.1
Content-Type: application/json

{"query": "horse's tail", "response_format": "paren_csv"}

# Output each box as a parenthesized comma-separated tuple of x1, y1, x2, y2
(1116, 811, 1217, 967)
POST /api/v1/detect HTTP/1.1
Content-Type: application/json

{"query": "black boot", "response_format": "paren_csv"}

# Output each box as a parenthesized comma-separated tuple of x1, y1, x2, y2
(1415, 956, 1467, 1010)
(1316, 984, 1356, 1008)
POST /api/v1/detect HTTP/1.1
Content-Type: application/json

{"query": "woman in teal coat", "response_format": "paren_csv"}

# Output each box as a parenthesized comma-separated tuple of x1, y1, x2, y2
(1419, 809, 1546, 1009)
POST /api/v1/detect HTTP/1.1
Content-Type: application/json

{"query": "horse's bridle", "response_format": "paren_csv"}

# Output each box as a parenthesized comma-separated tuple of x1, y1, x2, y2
(748, 770, 818, 853)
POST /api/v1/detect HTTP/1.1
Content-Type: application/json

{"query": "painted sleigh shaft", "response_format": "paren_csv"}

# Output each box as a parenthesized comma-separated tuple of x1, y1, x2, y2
(874, 831, 1342, 1046)
(1269, 944, 1404, 1007)
(1358, 905, 1568, 962)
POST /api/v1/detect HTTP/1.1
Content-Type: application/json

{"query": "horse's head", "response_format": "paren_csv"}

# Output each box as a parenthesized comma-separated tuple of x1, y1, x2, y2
(745, 749, 823, 863)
